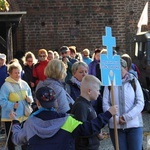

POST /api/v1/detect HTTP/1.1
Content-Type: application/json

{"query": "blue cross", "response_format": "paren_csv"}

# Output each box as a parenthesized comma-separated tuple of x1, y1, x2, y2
(102, 27, 116, 58)
(100, 27, 122, 86)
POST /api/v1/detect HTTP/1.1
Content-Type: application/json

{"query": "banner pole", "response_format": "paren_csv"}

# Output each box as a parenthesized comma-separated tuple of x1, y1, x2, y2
(111, 80, 119, 150)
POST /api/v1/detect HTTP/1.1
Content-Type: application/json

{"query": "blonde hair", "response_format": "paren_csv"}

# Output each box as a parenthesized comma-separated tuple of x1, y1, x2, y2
(7, 62, 22, 74)
(48, 50, 54, 55)
(81, 75, 101, 92)
(8, 58, 19, 65)
(44, 59, 66, 80)
(54, 51, 59, 59)
(71, 61, 88, 74)
(100, 48, 107, 54)
(82, 48, 90, 56)
(22, 51, 37, 65)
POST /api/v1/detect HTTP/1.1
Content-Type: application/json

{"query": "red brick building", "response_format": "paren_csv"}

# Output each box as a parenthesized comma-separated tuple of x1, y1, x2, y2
(0, 0, 148, 56)
(0, 0, 150, 87)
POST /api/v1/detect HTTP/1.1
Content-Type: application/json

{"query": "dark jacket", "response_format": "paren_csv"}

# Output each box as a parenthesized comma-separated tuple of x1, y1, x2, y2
(11, 107, 112, 150)
(65, 57, 78, 82)
(22, 64, 35, 89)
(71, 96, 101, 150)
(88, 59, 100, 77)
(0, 65, 8, 88)
(66, 80, 80, 101)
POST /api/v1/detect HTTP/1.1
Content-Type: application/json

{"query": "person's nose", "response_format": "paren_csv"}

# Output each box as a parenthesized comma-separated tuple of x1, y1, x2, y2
(83, 71, 87, 76)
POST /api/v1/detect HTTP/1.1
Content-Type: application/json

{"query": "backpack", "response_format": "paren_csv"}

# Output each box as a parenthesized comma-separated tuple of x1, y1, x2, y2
(142, 88, 150, 113)
(129, 79, 150, 113)
(108, 79, 150, 113)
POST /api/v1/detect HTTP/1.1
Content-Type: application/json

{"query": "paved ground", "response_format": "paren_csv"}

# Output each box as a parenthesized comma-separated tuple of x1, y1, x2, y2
(0, 111, 149, 150)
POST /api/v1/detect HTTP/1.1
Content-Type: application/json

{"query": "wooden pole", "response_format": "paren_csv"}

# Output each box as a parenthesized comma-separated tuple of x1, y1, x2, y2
(111, 80, 119, 150)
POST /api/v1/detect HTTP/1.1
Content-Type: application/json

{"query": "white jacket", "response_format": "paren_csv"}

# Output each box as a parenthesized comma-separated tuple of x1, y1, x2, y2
(103, 73, 144, 129)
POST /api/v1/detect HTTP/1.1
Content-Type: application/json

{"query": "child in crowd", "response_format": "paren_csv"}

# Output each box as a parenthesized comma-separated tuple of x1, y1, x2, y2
(71, 75, 112, 150)
(9, 78, 117, 150)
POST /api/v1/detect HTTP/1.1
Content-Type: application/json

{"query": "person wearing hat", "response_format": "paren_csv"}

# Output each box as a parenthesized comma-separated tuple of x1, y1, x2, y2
(103, 58, 144, 150)
(60, 46, 78, 64)
(0, 53, 8, 135)
(33, 49, 49, 86)
(82, 48, 92, 65)
(60, 46, 78, 82)
(9, 78, 118, 150)
(0, 53, 8, 88)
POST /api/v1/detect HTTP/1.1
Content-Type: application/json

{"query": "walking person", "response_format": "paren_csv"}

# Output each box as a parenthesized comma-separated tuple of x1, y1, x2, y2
(33, 49, 49, 86)
(0, 53, 8, 88)
(82, 48, 92, 65)
(22, 51, 37, 98)
(103, 59, 144, 150)
(0, 53, 8, 134)
(71, 75, 107, 150)
(0, 62, 33, 150)
(66, 61, 88, 101)
(60, 46, 78, 82)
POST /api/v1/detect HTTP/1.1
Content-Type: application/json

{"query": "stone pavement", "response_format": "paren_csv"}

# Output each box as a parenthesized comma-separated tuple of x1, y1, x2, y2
(0, 112, 149, 150)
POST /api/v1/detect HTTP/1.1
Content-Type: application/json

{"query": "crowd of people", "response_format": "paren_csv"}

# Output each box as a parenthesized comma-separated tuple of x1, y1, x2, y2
(0, 46, 144, 150)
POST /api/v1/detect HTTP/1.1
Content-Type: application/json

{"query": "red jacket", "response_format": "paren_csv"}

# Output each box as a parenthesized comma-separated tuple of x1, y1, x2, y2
(33, 60, 49, 85)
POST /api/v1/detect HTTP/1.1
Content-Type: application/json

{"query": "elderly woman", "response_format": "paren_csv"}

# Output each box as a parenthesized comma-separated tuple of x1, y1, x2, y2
(36, 59, 74, 113)
(66, 61, 88, 101)
(0, 62, 33, 150)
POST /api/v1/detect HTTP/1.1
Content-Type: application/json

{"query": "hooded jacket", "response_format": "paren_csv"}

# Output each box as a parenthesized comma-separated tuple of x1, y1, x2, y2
(36, 78, 74, 113)
(11, 107, 112, 150)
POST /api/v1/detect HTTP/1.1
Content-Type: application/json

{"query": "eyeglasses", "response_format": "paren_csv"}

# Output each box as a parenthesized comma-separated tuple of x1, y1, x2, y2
(27, 60, 33, 62)
(39, 55, 46, 58)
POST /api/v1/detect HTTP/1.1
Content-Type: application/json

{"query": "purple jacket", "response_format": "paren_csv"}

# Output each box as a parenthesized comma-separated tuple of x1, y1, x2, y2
(88, 59, 100, 76)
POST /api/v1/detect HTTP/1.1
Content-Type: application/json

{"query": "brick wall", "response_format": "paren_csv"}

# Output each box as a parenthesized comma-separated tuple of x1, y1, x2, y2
(10, 0, 149, 57)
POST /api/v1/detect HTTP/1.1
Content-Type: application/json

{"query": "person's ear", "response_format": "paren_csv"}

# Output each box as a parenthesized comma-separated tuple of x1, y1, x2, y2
(88, 89, 91, 95)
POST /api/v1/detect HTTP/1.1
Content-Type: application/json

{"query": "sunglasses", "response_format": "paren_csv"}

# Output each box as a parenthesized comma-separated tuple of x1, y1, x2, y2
(39, 55, 46, 58)
(27, 60, 33, 62)
(61, 51, 67, 55)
